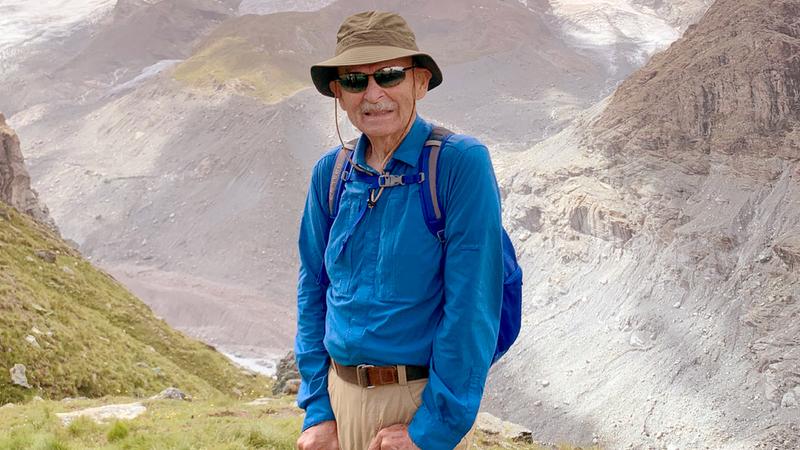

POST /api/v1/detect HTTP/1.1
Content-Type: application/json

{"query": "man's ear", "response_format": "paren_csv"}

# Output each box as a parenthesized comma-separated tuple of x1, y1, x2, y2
(329, 80, 340, 99)
(413, 68, 432, 100)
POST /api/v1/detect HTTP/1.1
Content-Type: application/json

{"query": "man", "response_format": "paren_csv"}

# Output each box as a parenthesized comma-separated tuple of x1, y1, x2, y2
(296, 11, 503, 450)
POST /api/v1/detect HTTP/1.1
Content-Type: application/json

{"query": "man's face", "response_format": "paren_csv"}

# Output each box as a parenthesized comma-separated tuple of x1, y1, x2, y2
(329, 57, 432, 141)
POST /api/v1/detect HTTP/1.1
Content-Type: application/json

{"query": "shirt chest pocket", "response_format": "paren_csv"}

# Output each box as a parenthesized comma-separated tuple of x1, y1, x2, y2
(377, 185, 443, 303)
(325, 186, 365, 296)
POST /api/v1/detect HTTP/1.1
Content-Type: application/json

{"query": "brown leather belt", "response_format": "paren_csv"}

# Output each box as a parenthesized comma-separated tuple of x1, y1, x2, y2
(332, 360, 429, 388)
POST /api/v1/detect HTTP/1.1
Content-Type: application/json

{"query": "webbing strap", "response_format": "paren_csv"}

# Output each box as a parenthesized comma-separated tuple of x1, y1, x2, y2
(418, 126, 452, 242)
(328, 149, 350, 215)
(327, 139, 358, 218)
(326, 127, 453, 244)
(350, 171, 425, 188)
(428, 144, 443, 220)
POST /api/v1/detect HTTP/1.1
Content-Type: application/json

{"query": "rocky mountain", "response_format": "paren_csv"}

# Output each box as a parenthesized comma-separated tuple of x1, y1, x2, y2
(0, 202, 270, 405)
(0, 0, 726, 444)
(0, 113, 55, 230)
(487, 0, 800, 448)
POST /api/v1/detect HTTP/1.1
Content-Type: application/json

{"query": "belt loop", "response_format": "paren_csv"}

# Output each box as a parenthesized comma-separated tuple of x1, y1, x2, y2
(397, 365, 408, 386)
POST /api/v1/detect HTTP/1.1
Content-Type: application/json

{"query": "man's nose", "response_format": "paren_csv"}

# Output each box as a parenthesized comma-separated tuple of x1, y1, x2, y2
(363, 75, 385, 102)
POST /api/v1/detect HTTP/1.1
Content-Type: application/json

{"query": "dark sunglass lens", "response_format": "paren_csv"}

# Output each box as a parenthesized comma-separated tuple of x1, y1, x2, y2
(339, 73, 368, 92)
(374, 68, 406, 88)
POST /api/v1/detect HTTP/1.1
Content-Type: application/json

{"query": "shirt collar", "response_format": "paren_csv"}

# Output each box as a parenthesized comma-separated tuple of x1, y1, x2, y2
(353, 115, 432, 172)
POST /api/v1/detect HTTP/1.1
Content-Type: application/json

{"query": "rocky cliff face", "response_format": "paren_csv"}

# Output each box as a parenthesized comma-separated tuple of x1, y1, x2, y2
(592, 0, 800, 161)
(0, 113, 55, 229)
(488, 0, 800, 448)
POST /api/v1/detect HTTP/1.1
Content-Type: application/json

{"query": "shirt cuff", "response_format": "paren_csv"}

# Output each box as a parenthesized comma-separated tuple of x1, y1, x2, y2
(301, 395, 336, 431)
(407, 403, 468, 450)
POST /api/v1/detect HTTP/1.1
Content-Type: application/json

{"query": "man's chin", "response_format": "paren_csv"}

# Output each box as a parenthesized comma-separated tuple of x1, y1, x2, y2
(357, 124, 405, 139)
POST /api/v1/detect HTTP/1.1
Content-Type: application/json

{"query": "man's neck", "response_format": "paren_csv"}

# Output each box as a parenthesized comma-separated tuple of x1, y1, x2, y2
(365, 115, 417, 172)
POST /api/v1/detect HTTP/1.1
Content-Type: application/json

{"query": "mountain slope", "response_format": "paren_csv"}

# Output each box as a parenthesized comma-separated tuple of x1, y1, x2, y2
(0, 202, 270, 404)
(487, 0, 800, 448)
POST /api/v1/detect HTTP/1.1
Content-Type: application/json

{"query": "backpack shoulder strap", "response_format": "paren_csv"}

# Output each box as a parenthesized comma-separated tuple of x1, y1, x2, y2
(419, 126, 453, 242)
(327, 138, 357, 219)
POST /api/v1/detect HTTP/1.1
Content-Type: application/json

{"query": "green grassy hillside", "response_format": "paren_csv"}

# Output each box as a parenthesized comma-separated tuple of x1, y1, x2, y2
(172, 14, 321, 103)
(0, 203, 270, 404)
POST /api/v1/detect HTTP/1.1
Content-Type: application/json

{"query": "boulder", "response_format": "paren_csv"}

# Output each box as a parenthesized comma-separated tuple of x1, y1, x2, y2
(272, 350, 300, 396)
(34, 250, 56, 263)
(476, 412, 534, 444)
(9, 364, 31, 389)
(150, 387, 191, 401)
(56, 402, 146, 425)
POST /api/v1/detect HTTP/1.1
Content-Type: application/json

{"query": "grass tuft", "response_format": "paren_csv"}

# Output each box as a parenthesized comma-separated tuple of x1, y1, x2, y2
(66, 416, 98, 437)
(106, 421, 129, 442)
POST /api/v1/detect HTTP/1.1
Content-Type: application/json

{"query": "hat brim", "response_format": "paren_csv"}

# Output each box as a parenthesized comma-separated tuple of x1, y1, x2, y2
(310, 46, 442, 97)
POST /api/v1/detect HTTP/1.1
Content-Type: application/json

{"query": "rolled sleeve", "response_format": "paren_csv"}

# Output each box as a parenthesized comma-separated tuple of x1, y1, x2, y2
(408, 143, 504, 449)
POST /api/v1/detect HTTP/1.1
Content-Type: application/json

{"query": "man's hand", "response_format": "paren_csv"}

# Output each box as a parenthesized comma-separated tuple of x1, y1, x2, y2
(297, 420, 339, 450)
(367, 424, 421, 450)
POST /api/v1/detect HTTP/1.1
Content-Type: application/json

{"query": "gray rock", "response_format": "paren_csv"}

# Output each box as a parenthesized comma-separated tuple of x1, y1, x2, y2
(0, 115, 57, 230)
(151, 387, 191, 401)
(25, 335, 40, 348)
(34, 250, 56, 263)
(282, 378, 301, 395)
(9, 364, 31, 388)
(273, 350, 300, 396)
(56, 402, 146, 425)
(781, 391, 797, 408)
(476, 412, 534, 444)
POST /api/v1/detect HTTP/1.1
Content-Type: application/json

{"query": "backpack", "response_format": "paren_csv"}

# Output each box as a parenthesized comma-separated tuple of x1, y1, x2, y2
(326, 126, 522, 365)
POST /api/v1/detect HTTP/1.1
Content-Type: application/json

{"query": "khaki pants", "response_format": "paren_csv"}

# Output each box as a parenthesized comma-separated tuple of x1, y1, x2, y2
(327, 366, 475, 450)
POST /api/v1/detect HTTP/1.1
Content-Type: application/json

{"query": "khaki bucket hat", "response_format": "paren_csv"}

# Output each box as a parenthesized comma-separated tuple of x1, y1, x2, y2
(310, 11, 443, 97)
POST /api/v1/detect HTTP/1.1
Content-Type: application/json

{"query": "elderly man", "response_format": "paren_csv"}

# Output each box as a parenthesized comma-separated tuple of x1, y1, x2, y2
(295, 11, 504, 450)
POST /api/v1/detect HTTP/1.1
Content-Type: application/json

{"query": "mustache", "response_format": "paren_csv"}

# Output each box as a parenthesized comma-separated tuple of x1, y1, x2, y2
(360, 101, 397, 114)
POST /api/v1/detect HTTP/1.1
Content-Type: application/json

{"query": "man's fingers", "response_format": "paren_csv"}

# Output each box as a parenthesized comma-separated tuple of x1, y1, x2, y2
(367, 429, 385, 450)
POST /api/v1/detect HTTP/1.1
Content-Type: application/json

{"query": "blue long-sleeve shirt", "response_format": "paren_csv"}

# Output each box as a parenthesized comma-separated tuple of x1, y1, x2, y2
(295, 115, 503, 449)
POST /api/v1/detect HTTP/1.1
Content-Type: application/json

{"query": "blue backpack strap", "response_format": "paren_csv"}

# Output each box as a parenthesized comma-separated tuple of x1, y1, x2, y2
(418, 126, 523, 365)
(419, 126, 453, 242)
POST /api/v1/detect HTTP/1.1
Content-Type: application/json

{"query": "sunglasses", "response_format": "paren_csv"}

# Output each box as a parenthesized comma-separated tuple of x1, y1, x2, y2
(336, 65, 416, 93)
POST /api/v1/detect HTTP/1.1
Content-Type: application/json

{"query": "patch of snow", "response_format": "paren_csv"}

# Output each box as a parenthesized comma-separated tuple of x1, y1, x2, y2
(222, 352, 277, 377)
(107, 59, 182, 96)
(550, 0, 680, 64)
(0, 0, 116, 61)
(237, 0, 335, 16)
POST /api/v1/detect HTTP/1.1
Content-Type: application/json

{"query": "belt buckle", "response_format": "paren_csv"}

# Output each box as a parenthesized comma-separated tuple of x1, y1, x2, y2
(356, 364, 374, 388)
